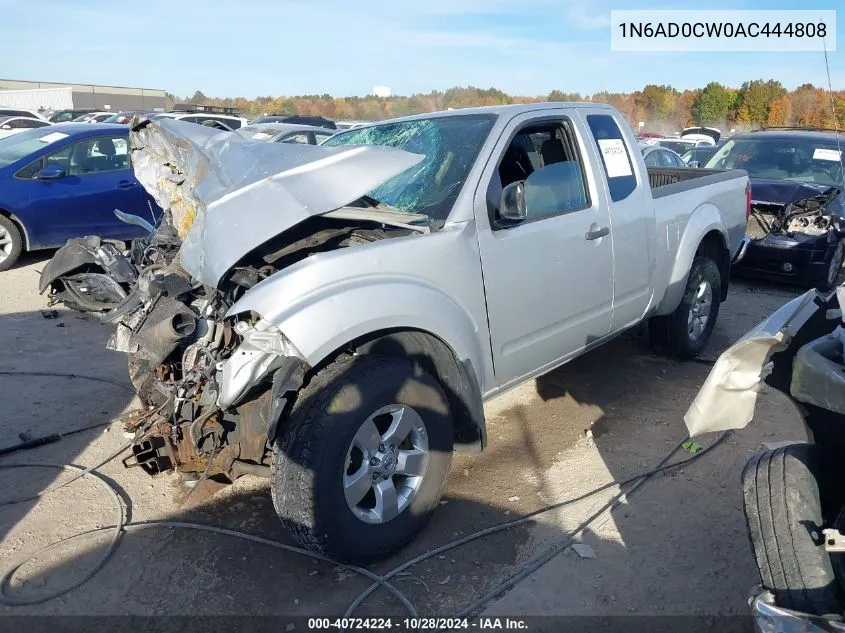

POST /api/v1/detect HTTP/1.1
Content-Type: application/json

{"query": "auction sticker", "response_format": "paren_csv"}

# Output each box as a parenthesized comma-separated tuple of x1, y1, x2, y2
(813, 148, 842, 162)
(597, 138, 633, 178)
(38, 132, 69, 144)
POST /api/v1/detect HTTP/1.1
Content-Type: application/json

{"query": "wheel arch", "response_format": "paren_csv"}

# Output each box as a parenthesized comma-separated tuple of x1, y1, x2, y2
(655, 207, 730, 316)
(315, 328, 487, 454)
(0, 207, 29, 251)
(697, 229, 731, 301)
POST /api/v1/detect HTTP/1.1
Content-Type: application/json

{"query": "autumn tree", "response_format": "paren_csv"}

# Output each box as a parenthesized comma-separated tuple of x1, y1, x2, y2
(765, 96, 791, 126)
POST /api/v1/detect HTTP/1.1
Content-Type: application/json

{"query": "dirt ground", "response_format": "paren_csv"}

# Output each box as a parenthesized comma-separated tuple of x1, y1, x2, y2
(0, 251, 819, 620)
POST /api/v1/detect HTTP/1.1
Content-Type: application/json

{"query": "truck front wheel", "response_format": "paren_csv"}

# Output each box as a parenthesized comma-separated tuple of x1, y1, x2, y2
(271, 355, 454, 562)
(649, 255, 721, 358)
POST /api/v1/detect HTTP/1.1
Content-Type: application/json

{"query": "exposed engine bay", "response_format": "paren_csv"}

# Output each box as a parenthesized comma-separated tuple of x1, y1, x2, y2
(747, 188, 842, 242)
(110, 217, 418, 480)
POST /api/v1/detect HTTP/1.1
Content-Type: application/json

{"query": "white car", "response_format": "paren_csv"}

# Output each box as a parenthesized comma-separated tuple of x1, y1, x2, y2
(0, 116, 52, 138)
(151, 112, 247, 130)
(72, 111, 115, 123)
(0, 108, 48, 121)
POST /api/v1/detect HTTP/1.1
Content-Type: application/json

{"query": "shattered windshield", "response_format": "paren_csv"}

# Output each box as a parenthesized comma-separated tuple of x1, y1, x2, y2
(322, 114, 496, 221)
(705, 138, 845, 188)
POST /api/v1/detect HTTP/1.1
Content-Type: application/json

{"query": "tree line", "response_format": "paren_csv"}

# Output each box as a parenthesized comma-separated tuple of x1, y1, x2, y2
(172, 82, 845, 132)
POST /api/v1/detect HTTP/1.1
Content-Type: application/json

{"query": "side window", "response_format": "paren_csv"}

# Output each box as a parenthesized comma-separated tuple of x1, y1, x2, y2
(643, 151, 660, 167)
(658, 151, 676, 168)
(45, 136, 130, 176)
(180, 116, 200, 124)
(223, 118, 242, 130)
(487, 119, 590, 228)
(586, 113, 637, 202)
(15, 158, 44, 179)
(313, 132, 332, 144)
(15, 119, 48, 129)
(281, 133, 310, 144)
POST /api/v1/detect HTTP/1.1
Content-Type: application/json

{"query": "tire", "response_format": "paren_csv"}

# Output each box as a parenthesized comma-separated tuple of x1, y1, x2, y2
(741, 444, 844, 616)
(0, 215, 23, 272)
(271, 354, 454, 562)
(814, 241, 844, 292)
(649, 255, 721, 358)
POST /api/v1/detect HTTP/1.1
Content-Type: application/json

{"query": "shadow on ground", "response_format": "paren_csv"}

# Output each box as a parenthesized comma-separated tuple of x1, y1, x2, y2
(0, 277, 815, 620)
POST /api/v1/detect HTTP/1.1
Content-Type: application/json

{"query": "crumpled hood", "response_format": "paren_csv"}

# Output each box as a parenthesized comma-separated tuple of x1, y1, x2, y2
(751, 179, 839, 207)
(129, 117, 424, 287)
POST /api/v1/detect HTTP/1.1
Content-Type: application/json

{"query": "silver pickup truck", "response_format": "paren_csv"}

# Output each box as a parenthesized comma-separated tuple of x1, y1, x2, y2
(109, 103, 749, 561)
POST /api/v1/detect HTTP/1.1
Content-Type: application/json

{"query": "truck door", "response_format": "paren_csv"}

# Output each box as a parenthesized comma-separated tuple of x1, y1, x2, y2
(580, 111, 653, 331)
(475, 111, 614, 388)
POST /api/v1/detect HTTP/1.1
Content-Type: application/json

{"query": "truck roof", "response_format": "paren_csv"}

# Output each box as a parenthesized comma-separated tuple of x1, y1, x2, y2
(373, 101, 616, 125)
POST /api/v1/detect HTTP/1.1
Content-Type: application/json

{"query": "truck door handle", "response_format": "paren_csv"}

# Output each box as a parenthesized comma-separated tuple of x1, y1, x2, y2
(116, 180, 137, 189)
(585, 226, 610, 241)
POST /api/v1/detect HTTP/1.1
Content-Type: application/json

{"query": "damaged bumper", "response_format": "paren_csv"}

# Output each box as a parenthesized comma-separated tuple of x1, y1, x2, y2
(39, 236, 136, 295)
(753, 592, 845, 633)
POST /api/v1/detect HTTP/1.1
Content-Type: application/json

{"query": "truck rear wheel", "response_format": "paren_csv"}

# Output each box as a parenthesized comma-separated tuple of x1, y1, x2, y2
(271, 354, 454, 562)
(649, 255, 721, 358)
(742, 444, 844, 617)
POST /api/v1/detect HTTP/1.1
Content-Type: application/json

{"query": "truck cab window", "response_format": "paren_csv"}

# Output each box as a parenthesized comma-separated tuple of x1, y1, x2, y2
(586, 113, 637, 202)
(489, 121, 589, 226)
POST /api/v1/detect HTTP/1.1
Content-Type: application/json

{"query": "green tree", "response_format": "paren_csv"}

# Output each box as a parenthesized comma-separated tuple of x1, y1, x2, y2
(187, 90, 207, 104)
(547, 90, 583, 102)
(736, 80, 786, 125)
(691, 82, 735, 125)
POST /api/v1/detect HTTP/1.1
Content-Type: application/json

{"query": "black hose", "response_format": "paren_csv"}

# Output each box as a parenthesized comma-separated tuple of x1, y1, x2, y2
(0, 370, 134, 393)
(0, 367, 728, 618)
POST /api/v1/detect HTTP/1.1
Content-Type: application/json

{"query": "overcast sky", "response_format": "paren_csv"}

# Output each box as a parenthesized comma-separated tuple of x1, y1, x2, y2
(2, 0, 842, 98)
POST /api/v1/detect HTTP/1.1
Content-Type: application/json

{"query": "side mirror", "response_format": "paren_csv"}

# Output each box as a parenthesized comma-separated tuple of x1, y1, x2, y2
(36, 166, 65, 180)
(498, 181, 527, 222)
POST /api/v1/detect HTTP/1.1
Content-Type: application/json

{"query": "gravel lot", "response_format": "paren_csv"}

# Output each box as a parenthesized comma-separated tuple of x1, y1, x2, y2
(0, 251, 818, 619)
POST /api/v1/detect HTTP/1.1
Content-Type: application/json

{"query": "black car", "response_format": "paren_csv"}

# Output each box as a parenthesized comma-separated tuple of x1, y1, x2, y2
(704, 129, 845, 290)
(48, 108, 98, 123)
(250, 114, 337, 129)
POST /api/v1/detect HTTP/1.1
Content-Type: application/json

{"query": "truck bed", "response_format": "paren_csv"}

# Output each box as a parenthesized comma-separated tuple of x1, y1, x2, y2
(647, 167, 730, 190)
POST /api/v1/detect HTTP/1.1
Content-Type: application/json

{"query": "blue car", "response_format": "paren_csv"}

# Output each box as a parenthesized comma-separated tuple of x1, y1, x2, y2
(0, 123, 160, 271)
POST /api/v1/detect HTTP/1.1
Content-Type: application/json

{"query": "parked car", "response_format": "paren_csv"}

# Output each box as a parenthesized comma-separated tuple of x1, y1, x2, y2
(236, 123, 335, 145)
(686, 285, 845, 630)
(250, 114, 337, 129)
(0, 123, 161, 271)
(48, 108, 97, 123)
(151, 111, 247, 130)
(335, 120, 372, 130)
(73, 112, 115, 123)
(102, 111, 154, 125)
(0, 108, 47, 121)
(681, 145, 722, 167)
(641, 144, 686, 168)
(704, 128, 845, 290)
(0, 116, 51, 139)
(102, 103, 749, 561)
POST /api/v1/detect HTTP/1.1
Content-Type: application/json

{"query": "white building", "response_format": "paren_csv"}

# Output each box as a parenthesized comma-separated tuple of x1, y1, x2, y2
(372, 85, 392, 98)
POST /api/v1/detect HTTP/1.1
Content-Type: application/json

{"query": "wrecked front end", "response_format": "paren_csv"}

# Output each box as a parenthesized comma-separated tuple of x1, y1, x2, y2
(110, 116, 425, 484)
(738, 183, 845, 288)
